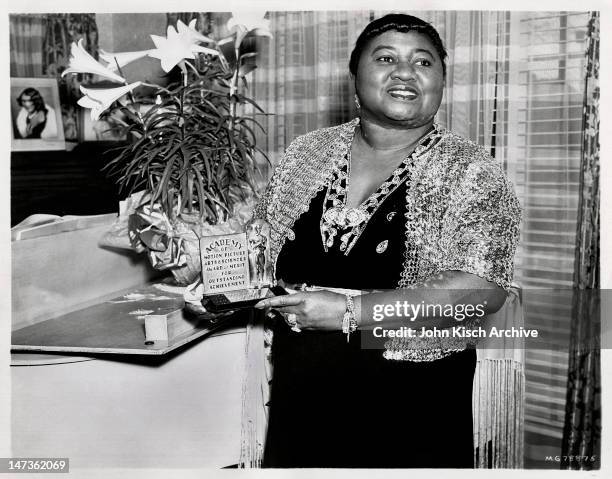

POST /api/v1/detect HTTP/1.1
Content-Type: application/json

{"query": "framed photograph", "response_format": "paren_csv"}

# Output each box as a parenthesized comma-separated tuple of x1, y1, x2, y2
(79, 108, 127, 142)
(10, 77, 66, 151)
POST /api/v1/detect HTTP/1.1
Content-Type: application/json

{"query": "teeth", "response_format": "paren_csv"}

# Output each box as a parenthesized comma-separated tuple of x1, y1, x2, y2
(389, 90, 417, 98)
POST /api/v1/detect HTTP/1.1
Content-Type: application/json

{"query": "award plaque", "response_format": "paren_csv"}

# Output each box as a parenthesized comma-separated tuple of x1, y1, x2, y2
(199, 219, 283, 312)
(200, 233, 250, 295)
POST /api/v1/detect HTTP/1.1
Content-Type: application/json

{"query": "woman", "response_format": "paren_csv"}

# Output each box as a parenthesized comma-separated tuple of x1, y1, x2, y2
(16, 87, 58, 139)
(253, 14, 521, 468)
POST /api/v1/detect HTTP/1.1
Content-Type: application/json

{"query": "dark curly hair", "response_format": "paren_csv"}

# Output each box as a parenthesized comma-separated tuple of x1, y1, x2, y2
(349, 14, 447, 78)
(17, 87, 47, 112)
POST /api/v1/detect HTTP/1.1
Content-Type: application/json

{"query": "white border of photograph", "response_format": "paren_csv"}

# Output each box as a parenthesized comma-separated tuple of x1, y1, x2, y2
(10, 77, 66, 152)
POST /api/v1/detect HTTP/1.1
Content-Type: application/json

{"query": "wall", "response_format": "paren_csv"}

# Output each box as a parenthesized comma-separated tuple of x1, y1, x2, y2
(96, 13, 170, 86)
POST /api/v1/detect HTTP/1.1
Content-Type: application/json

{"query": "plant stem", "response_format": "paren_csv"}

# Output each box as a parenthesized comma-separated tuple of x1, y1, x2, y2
(114, 58, 139, 113)
(140, 82, 171, 94)
(180, 63, 187, 138)
(176, 62, 188, 221)
(229, 43, 241, 131)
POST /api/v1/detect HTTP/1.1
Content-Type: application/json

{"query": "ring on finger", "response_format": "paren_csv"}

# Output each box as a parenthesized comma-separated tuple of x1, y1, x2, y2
(285, 313, 302, 333)
(285, 313, 297, 326)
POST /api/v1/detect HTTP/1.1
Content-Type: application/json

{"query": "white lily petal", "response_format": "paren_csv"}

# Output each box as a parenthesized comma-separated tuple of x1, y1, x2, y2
(77, 95, 100, 109)
(148, 47, 192, 73)
(149, 34, 166, 50)
(250, 27, 273, 39)
(62, 39, 126, 84)
(100, 49, 154, 71)
(79, 82, 142, 121)
(226, 11, 271, 35)
(148, 25, 219, 73)
(177, 19, 215, 44)
(78, 97, 104, 122)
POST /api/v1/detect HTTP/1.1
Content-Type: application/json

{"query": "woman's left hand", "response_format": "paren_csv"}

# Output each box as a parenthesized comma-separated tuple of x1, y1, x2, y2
(254, 290, 346, 331)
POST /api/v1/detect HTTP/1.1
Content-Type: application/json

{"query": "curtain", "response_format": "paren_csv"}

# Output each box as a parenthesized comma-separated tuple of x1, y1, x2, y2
(495, 12, 592, 467)
(43, 14, 99, 142)
(249, 11, 371, 171)
(10, 14, 45, 77)
(561, 11, 600, 471)
(434, 11, 504, 150)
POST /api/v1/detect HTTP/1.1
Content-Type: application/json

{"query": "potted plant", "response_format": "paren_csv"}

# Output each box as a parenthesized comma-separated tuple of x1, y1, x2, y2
(62, 14, 271, 284)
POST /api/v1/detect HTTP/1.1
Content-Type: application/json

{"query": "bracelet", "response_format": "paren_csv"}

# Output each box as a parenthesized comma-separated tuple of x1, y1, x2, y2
(342, 294, 358, 342)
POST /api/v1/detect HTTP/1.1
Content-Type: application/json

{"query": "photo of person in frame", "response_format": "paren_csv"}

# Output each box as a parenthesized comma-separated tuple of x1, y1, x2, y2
(14, 87, 59, 140)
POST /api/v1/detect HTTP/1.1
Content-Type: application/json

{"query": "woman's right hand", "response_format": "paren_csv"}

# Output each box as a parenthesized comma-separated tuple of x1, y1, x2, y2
(255, 288, 347, 331)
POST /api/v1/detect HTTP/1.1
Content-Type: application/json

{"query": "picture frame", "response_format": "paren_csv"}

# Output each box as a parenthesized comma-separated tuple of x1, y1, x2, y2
(79, 108, 127, 142)
(10, 77, 66, 151)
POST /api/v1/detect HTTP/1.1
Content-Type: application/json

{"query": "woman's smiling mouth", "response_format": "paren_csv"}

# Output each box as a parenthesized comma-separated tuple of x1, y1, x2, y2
(387, 86, 419, 100)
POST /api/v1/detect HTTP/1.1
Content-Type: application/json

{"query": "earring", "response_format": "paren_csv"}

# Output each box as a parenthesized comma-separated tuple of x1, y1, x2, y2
(354, 94, 361, 109)
(433, 114, 441, 130)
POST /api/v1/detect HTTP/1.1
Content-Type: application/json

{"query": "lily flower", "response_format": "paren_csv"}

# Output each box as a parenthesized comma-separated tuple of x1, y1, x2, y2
(226, 10, 273, 38)
(62, 39, 126, 84)
(148, 24, 219, 73)
(100, 49, 155, 72)
(177, 19, 216, 45)
(78, 82, 142, 121)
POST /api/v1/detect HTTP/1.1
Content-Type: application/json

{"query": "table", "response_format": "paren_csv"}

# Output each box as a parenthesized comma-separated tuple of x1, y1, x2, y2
(11, 328, 246, 469)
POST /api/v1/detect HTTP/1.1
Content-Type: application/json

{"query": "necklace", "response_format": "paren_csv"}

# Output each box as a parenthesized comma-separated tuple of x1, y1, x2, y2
(320, 123, 442, 255)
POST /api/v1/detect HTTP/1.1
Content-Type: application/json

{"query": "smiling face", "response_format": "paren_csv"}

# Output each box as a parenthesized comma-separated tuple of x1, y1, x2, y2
(20, 95, 36, 113)
(354, 30, 444, 128)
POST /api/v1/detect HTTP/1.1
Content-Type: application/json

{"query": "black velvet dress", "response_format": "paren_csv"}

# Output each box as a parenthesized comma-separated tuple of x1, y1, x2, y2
(262, 184, 476, 468)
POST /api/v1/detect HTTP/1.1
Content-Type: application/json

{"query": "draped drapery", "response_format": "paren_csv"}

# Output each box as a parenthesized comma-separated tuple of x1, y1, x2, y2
(561, 11, 600, 471)
(43, 14, 99, 141)
(9, 14, 45, 77)
(43, 14, 98, 80)
(435, 11, 505, 151)
(249, 11, 372, 169)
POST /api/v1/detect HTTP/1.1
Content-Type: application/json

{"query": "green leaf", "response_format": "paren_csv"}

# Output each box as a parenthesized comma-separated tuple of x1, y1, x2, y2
(237, 115, 267, 134)
(234, 93, 265, 113)
(152, 152, 177, 204)
(192, 168, 214, 223)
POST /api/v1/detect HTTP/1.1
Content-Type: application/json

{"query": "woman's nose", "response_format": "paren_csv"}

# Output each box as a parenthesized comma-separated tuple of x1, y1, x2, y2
(391, 61, 416, 80)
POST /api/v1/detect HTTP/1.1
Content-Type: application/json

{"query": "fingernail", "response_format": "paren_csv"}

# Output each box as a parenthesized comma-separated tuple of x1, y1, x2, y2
(254, 301, 265, 309)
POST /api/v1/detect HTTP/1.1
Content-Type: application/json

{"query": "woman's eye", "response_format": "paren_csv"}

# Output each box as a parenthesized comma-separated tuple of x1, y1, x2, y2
(377, 56, 395, 63)
(415, 58, 432, 67)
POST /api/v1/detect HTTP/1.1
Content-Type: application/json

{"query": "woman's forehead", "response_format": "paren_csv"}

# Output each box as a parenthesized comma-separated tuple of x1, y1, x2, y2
(364, 30, 438, 55)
